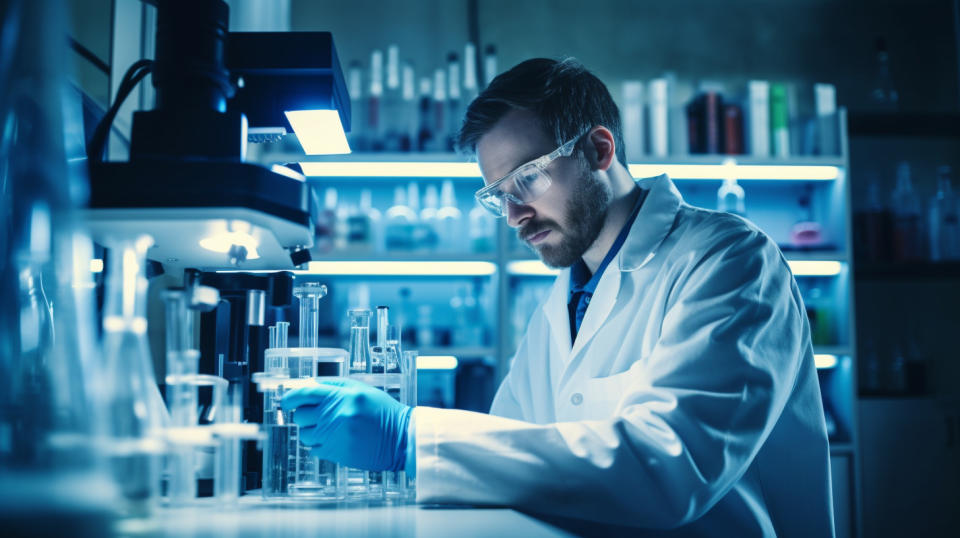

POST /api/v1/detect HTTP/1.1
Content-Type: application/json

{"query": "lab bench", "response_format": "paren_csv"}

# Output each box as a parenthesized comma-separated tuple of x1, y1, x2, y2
(144, 498, 575, 537)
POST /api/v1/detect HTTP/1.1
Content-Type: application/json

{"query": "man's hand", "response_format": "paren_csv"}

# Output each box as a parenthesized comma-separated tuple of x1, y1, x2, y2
(281, 377, 412, 472)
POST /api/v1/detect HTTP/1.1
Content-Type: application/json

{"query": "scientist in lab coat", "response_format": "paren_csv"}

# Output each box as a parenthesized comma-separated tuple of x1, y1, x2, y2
(282, 58, 835, 536)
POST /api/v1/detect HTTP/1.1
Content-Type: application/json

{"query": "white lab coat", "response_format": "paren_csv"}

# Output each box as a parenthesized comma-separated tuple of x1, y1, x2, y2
(413, 175, 835, 536)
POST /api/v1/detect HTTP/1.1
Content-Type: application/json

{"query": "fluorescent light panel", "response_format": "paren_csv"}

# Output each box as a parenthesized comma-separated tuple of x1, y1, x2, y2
(299, 161, 480, 177)
(788, 260, 843, 276)
(284, 110, 351, 155)
(510, 259, 843, 277)
(417, 355, 458, 370)
(297, 162, 839, 180)
(304, 260, 497, 276)
(814, 354, 838, 369)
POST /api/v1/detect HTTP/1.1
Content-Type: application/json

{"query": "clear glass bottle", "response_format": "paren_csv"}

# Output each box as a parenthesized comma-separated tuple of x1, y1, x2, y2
(101, 235, 168, 518)
(717, 176, 747, 217)
(437, 180, 463, 251)
(469, 202, 496, 253)
(419, 184, 441, 251)
(890, 161, 923, 261)
(928, 166, 960, 261)
(385, 185, 418, 250)
(869, 37, 899, 110)
(346, 60, 367, 151)
(368, 49, 384, 151)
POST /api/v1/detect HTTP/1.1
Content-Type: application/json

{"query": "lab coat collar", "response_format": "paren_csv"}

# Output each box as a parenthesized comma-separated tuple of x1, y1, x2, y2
(541, 174, 682, 359)
(619, 174, 682, 272)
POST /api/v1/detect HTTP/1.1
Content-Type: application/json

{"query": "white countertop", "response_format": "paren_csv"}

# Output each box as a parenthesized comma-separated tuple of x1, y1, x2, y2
(138, 498, 577, 538)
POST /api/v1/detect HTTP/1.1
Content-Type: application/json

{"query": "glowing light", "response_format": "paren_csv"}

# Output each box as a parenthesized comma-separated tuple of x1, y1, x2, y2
(510, 259, 842, 278)
(628, 164, 840, 181)
(507, 260, 558, 277)
(297, 161, 839, 180)
(198, 220, 261, 260)
(299, 161, 480, 178)
(417, 355, 458, 370)
(284, 110, 351, 155)
(89, 259, 104, 273)
(270, 163, 306, 181)
(303, 261, 496, 276)
(788, 261, 843, 276)
(815, 354, 838, 369)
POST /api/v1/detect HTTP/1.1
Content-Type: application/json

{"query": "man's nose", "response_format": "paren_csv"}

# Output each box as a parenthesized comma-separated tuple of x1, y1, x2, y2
(506, 199, 534, 228)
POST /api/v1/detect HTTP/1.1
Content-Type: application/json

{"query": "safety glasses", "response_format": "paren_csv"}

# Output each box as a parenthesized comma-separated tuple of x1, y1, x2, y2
(474, 131, 587, 217)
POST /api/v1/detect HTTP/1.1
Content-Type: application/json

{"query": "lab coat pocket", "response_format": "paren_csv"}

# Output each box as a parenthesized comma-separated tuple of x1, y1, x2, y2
(576, 369, 640, 421)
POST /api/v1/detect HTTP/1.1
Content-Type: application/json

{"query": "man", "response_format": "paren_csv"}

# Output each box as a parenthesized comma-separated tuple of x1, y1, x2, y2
(282, 58, 835, 536)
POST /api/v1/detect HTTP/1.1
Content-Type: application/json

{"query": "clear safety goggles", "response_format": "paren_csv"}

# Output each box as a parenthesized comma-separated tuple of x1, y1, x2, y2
(474, 131, 587, 217)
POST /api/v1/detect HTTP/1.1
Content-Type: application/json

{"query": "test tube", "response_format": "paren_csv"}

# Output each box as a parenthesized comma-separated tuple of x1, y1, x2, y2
(294, 282, 327, 349)
(163, 288, 199, 505)
(215, 383, 243, 505)
(402, 350, 418, 499)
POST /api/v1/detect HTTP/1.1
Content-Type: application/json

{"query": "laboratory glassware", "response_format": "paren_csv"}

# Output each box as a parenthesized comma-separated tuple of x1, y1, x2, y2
(928, 166, 960, 261)
(101, 235, 169, 518)
(402, 350, 419, 499)
(717, 176, 747, 218)
(0, 0, 115, 531)
(890, 162, 923, 261)
(437, 180, 463, 251)
(289, 283, 345, 499)
(346, 309, 375, 497)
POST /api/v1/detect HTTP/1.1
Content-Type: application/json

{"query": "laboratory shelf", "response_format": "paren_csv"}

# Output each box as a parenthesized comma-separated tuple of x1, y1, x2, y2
(847, 112, 960, 139)
(257, 151, 842, 182)
(854, 261, 960, 280)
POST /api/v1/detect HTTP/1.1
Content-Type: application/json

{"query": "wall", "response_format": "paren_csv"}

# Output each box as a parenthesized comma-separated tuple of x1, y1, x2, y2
(294, 0, 959, 113)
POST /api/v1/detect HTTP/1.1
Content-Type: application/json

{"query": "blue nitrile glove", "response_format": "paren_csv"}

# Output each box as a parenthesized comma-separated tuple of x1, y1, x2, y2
(281, 377, 412, 472)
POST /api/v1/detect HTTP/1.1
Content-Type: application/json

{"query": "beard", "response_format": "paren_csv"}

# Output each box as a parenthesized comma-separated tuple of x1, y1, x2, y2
(519, 169, 612, 268)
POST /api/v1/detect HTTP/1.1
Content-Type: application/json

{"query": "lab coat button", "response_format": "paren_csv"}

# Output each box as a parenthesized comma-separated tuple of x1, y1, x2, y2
(570, 393, 583, 405)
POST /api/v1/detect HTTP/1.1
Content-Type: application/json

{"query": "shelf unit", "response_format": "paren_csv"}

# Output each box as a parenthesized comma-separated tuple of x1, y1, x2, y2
(250, 109, 860, 537)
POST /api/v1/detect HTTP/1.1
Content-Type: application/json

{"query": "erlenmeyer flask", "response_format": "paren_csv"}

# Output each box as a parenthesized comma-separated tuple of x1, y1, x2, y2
(100, 235, 168, 518)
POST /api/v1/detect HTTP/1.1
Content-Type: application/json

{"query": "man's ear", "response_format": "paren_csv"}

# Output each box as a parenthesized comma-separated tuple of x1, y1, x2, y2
(585, 126, 616, 172)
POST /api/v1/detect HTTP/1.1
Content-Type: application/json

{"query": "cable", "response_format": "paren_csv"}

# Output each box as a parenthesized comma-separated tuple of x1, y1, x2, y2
(87, 59, 154, 162)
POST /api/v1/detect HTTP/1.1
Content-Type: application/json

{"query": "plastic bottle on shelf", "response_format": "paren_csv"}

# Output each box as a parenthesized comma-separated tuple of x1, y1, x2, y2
(401, 61, 417, 151)
(770, 83, 791, 159)
(928, 166, 960, 261)
(463, 42, 479, 106)
(483, 44, 498, 88)
(358, 189, 383, 252)
(419, 184, 441, 251)
(385, 185, 418, 250)
(469, 200, 496, 253)
(416, 304, 434, 348)
(416, 77, 434, 152)
(382, 44, 402, 152)
(450, 286, 468, 346)
(446, 52, 462, 151)
(890, 161, 923, 261)
(368, 49, 384, 151)
(431, 68, 447, 152)
(869, 37, 899, 110)
(437, 180, 464, 251)
(717, 176, 747, 218)
(790, 185, 823, 248)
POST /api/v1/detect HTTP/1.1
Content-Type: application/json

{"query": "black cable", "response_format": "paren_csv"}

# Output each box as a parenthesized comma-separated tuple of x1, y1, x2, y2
(87, 59, 154, 162)
(68, 36, 110, 75)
